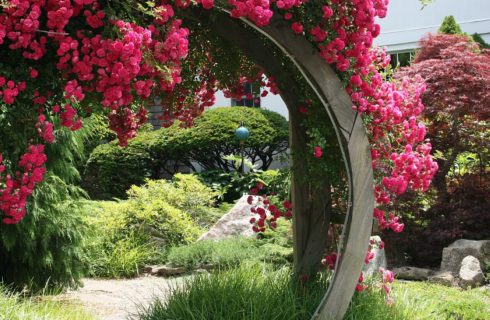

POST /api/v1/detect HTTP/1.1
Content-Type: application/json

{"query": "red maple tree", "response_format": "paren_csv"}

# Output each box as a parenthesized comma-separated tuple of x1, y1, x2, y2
(396, 34, 490, 198)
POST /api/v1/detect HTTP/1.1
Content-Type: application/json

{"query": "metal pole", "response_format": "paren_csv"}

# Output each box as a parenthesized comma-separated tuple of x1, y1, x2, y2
(240, 140, 245, 174)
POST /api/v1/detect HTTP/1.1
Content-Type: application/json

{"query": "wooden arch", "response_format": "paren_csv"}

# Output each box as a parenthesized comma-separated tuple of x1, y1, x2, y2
(192, 10, 374, 320)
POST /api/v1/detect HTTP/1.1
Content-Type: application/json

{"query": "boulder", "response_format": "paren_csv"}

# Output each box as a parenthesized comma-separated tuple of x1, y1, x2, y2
(441, 239, 490, 274)
(393, 266, 434, 281)
(198, 195, 256, 241)
(459, 255, 485, 288)
(428, 271, 456, 287)
(363, 236, 387, 277)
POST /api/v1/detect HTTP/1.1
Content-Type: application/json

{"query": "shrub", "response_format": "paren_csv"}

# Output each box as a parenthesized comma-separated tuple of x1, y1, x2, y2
(82, 130, 160, 199)
(85, 177, 207, 278)
(82, 107, 289, 199)
(197, 168, 290, 203)
(0, 174, 89, 291)
(156, 107, 289, 172)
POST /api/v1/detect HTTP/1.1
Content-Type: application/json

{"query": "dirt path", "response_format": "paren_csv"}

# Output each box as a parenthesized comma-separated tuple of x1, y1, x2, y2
(60, 276, 187, 320)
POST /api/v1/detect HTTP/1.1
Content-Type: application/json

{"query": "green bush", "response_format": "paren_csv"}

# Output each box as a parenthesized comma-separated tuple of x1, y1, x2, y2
(197, 168, 290, 203)
(439, 15, 463, 35)
(0, 174, 89, 291)
(83, 107, 289, 199)
(156, 107, 289, 172)
(85, 177, 208, 278)
(83, 130, 160, 199)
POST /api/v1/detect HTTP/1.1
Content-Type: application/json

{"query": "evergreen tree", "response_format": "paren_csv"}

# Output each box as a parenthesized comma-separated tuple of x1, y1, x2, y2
(439, 15, 463, 34)
(472, 33, 490, 49)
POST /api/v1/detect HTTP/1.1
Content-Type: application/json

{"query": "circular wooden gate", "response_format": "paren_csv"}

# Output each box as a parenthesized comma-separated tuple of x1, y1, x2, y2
(192, 10, 375, 320)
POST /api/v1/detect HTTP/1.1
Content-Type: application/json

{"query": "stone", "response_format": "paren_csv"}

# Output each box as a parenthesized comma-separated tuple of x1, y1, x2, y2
(428, 271, 456, 287)
(197, 263, 215, 270)
(363, 236, 387, 277)
(393, 266, 434, 281)
(459, 255, 485, 288)
(140, 265, 154, 274)
(441, 239, 490, 274)
(198, 195, 256, 241)
(151, 265, 186, 277)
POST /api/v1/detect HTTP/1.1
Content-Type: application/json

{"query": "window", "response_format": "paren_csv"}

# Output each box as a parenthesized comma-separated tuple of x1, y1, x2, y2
(390, 51, 415, 68)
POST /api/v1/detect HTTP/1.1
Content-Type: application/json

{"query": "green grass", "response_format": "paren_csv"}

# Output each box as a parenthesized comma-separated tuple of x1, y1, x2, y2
(0, 286, 94, 320)
(391, 281, 490, 320)
(136, 265, 490, 320)
(136, 264, 331, 320)
(166, 236, 292, 270)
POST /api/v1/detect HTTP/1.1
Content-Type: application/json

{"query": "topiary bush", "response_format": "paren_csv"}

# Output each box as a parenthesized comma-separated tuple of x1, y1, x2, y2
(83, 130, 160, 199)
(156, 107, 289, 172)
(82, 107, 288, 199)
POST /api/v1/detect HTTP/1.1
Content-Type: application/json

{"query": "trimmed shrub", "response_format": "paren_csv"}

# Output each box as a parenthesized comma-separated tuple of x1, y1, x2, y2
(83, 107, 288, 199)
(83, 130, 160, 199)
(197, 168, 291, 203)
(156, 107, 289, 172)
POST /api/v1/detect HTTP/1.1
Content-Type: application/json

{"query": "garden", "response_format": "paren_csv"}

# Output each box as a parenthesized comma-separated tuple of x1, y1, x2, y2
(0, 0, 489, 319)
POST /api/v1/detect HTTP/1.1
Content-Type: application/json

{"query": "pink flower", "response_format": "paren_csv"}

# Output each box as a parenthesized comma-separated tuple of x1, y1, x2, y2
(291, 22, 304, 34)
(313, 146, 323, 158)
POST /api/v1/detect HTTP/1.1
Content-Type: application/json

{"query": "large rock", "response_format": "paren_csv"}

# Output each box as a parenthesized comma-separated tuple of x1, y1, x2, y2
(428, 271, 456, 287)
(363, 236, 387, 277)
(459, 255, 485, 288)
(393, 266, 434, 281)
(198, 195, 256, 241)
(441, 239, 490, 274)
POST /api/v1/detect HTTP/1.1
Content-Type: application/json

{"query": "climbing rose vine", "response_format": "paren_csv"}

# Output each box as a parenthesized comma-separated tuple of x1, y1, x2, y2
(0, 0, 436, 255)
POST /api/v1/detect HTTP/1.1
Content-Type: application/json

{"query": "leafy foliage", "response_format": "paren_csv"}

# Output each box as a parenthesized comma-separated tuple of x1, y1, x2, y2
(83, 130, 159, 199)
(439, 16, 463, 35)
(472, 33, 490, 49)
(197, 168, 290, 203)
(83, 107, 288, 199)
(397, 34, 489, 194)
(153, 107, 289, 172)
(0, 174, 89, 291)
(85, 176, 214, 278)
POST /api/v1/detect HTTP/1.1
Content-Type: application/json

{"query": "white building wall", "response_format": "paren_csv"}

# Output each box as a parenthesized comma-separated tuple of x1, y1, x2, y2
(375, 0, 490, 52)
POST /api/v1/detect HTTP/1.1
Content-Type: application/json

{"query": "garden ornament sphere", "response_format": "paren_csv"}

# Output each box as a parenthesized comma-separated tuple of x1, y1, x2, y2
(235, 124, 250, 141)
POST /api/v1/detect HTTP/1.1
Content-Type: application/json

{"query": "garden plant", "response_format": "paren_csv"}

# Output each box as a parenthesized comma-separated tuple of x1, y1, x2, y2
(0, 0, 443, 318)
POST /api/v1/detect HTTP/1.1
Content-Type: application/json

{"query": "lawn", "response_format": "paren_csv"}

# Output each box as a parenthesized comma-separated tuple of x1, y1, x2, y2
(0, 286, 94, 320)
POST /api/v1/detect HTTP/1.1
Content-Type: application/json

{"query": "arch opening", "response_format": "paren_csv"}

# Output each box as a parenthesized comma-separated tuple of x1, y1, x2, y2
(180, 8, 375, 320)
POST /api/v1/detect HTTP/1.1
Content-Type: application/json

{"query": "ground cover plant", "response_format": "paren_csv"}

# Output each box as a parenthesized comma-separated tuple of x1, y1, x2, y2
(137, 264, 490, 320)
(84, 174, 228, 278)
(0, 285, 94, 320)
(166, 223, 293, 270)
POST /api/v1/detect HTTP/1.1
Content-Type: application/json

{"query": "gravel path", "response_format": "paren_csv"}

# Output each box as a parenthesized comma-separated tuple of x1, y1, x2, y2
(60, 276, 187, 320)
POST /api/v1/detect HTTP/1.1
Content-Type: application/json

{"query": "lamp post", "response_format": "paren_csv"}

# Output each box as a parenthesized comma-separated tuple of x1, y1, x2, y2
(234, 122, 250, 174)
